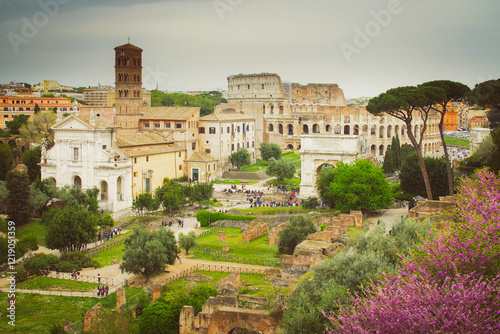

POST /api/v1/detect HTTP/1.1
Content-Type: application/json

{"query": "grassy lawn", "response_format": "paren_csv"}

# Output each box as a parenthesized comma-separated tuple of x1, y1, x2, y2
(93, 243, 125, 266)
(266, 175, 301, 188)
(191, 228, 280, 263)
(444, 136, 470, 147)
(166, 270, 279, 299)
(0, 286, 143, 333)
(239, 160, 269, 172)
(212, 179, 258, 185)
(16, 220, 46, 246)
(235, 206, 339, 215)
(17, 277, 100, 292)
(347, 226, 364, 240)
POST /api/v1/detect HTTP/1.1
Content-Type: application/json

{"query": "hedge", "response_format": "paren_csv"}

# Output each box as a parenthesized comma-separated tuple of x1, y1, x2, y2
(196, 210, 256, 227)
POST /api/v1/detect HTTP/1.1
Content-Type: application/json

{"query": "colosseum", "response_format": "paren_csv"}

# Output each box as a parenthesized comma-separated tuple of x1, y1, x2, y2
(216, 73, 442, 158)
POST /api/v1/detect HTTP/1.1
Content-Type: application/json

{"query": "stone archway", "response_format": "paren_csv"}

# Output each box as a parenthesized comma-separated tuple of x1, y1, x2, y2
(300, 135, 360, 197)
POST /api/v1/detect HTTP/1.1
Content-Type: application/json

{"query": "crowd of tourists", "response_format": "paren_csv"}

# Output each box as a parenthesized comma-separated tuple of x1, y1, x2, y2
(98, 228, 122, 243)
(97, 285, 109, 297)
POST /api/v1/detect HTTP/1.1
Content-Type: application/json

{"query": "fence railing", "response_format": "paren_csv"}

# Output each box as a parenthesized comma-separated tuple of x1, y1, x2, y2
(131, 262, 268, 289)
(86, 237, 126, 258)
(196, 227, 221, 239)
(46, 271, 114, 286)
(196, 263, 266, 275)
(0, 286, 118, 297)
(200, 246, 280, 267)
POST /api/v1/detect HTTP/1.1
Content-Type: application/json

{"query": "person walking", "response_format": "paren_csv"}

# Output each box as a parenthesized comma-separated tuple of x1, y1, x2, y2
(97, 273, 101, 284)
(179, 255, 182, 264)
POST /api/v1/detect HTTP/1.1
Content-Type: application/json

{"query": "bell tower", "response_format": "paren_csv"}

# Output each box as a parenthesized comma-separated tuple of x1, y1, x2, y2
(114, 41, 143, 114)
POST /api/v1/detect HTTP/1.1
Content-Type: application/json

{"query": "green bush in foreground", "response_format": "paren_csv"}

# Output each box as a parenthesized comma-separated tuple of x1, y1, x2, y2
(196, 210, 256, 227)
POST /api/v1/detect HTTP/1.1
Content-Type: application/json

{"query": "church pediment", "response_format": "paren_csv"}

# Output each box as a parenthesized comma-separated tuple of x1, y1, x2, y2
(51, 115, 95, 131)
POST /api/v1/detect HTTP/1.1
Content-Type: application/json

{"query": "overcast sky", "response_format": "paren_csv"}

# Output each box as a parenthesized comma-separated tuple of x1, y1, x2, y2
(0, 0, 499, 98)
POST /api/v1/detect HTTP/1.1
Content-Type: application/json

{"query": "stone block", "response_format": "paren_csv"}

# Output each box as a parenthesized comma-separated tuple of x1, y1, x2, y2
(340, 214, 355, 227)
(116, 288, 126, 312)
(350, 210, 363, 228)
(217, 231, 226, 241)
(222, 245, 230, 253)
(151, 284, 162, 303)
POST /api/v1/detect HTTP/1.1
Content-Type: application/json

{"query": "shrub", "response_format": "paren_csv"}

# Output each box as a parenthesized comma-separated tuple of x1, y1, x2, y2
(19, 234, 39, 251)
(16, 267, 29, 282)
(136, 292, 151, 317)
(302, 197, 319, 209)
(196, 210, 255, 227)
(23, 253, 59, 275)
(58, 261, 75, 272)
(60, 251, 99, 269)
(278, 215, 316, 255)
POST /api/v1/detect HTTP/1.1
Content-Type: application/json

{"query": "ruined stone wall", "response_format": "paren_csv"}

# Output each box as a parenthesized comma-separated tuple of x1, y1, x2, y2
(242, 221, 268, 243)
(268, 223, 286, 245)
(227, 73, 288, 101)
(409, 200, 454, 218)
(291, 83, 347, 106)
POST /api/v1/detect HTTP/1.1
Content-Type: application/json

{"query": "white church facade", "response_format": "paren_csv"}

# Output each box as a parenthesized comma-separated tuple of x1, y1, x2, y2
(40, 113, 133, 213)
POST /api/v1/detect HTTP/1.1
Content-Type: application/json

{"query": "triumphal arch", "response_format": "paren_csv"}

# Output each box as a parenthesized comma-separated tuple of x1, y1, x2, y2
(299, 134, 364, 197)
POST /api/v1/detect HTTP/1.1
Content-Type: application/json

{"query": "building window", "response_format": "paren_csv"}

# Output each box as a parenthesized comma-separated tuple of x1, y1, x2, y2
(134, 157, 137, 164)
(102, 145, 107, 150)
(164, 122, 171, 128)
(252, 141, 254, 148)
(232, 144, 234, 151)
(227, 126, 230, 133)
(208, 165, 210, 172)
(199, 127, 205, 134)
(144, 123, 150, 128)
(209, 127, 216, 134)
(134, 172, 138, 177)
(73, 148, 79, 161)
(192, 142, 196, 150)
(179, 152, 182, 157)
(179, 165, 182, 170)
(154, 122, 160, 128)
(146, 156, 149, 162)
(205, 149, 211, 154)
(213, 164, 215, 170)
(175, 123, 182, 129)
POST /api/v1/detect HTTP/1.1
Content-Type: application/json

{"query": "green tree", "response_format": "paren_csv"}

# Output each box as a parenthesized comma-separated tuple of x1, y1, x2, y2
(266, 157, 295, 181)
(260, 142, 282, 161)
(188, 182, 214, 206)
(0, 143, 14, 180)
(278, 215, 316, 255)
(5, 114, 30, 135)
(120, 227, 179, 282)
(95, 213, 115, 230)
(317, 160, 393, 212)
(368, 86, 447, 200)
(178, 231, 197, 255)
(34, 103, 40, 114)
(19, 111, 57, 147)
(132, 192, 159, 216)
(22, 146, 41, 182)
(155, 181, 185, 213)
(29, 182, 50, 215)
(382, 149, 396, 173)
(228, 148, 251, 169)
(400, 153, 450, 198)
(421, 80, 471, 195)
(44, 207, 97, 253)
(487, 128, 500, 173)
(57, 186, 100, 214)
(468, 79, 500, 119)
(6, 170, 31, 225)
